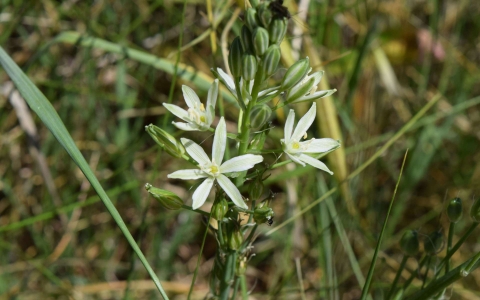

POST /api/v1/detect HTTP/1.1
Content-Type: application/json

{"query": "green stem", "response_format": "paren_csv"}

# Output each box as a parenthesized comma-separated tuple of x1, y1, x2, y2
(387, 255, 408, 300)
(446, 222, 455, 273)
(181, 205, 210, 217)
(421, 255, 432, 289)
(460, 251, 480, 276)
(402, 255, 428, 292)
(240, 275, 248, 300)
(219, 250, 237, 300)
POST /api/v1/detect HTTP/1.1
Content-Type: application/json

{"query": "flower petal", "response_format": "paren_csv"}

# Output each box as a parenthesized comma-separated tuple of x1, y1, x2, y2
(172, 122, 200, 131)
(298, 154, 333, 174)
(217, 68, 236, 94)
(217, 174, 247, 209)
(301, 138, 340, 153)
(192, 177, 214, 209)
(212, 117, 226, 165)
(311, 70, 324, 86)
(168, 169, 207, 180)
(286, 152, 306, 166)
(284, 109, 295, 143)
(181, 138, 211, 165)
(182, 85, 201, 108)
(163, 103, 189, 121)
(206, 79, 218, 123)
(291, 103, 316, 142)
(220, 154, 263, 173)
(292, 89, 336, 104)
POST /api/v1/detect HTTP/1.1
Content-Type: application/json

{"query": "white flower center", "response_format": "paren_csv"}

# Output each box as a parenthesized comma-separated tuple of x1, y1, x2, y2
(202, 160, 220, 177)
(188, 103, 207, 125)
(287, 137, 315, 153)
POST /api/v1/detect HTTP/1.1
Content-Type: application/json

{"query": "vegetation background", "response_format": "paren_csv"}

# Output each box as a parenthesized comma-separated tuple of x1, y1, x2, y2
(1, 0, 479, 299)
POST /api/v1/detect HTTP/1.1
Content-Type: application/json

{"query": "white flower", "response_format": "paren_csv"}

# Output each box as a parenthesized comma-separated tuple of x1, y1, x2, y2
(163, 80, 218, 131)
(281, 103, 340, 174)
(168, 117, 263, 209)
(286, 70, 337, 104)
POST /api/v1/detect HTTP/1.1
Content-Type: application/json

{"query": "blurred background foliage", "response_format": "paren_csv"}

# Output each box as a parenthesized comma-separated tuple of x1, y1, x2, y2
(1, 0, 480, 299)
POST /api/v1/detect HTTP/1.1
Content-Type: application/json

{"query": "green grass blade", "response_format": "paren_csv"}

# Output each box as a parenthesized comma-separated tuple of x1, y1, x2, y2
(0, 47, 169, 300)
(360, 149, 409, 300)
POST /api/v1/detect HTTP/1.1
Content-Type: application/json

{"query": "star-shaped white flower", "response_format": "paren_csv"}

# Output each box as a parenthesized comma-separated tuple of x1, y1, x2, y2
(281, 103, 340, 174)
(168, 117, 263, 209)
(286, 70, 337, 104)
(163, 80, 218, 131)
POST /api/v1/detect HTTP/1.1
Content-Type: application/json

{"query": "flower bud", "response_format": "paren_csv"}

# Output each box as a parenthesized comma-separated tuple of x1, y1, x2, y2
(242, 54, 258, 81)
(240, 25, 254, 54)
(447, 197, 463, 223)
(245, 8, 258, 31)
(250, 0, 260, 7)
(257, 3, 272, 28)
(400, 230, 419, 256)
(424, 230, 444, 255)
(212, 197, 229, 221)
(228, 230, 243, 250)
(261, 44, 281, 78)
(228, 37, 244, 78)
(249, 104, 272, 129)
(269, 18, 288, 44)
(286, 75, 315, 103)
(253, 27, 269, 56)
(280, 57, 310, 91)
(253, 206, 274, 226)
(145, 124, 185, 158)
(471, 197, 480, 222)
(145, 183, 183, 210)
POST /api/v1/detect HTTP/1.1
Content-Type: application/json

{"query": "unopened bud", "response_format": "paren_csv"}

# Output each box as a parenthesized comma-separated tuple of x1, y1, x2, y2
(245, 8, 258, 31)
(269, 18, 288, 44)
(257, 3, 272, 28)
(145, 183, 183, 210)
(228, 37, 244, 78)
(447, 197, 463, 223)
(286, 75, 315, 103)
(261, 44, 281, 78)
(240, 25, 254, 54)
(400, 230, 419, 256)
(242, 54, 258, 81)
(280, 57, 310, 91)
(471, 197, 480, 222)
(424, 230, 444, 255)
(228, 230, 243, 250)
(253, 27, 269, 56)
(212, 197, 229, 221)
(253, 206, 274, 226)
(250, 104, 272, 129)
(146, 124, 185, 158)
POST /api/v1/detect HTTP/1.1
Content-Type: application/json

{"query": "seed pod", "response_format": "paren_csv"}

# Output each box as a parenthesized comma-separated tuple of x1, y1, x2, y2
(212, 197, 229, 221)
(257, 3, 272, 28)
(249, 104, 272, 129)
(253, 206, 274, 225)
(400, 230, 419, 257)
(447, 197, 463, 223)
(145, 183, 183, 210)
(242, 54, 258, 81)
(253, 27, 269, 56)
(269, 17, 288, 44)
(228, 230, 243, 250)
(245, 8, 258, 31)
(424, 230, 444, 255)
(471, 197, 480, 222)
(145, 124, 185, 158)
(228, 37, 244, 78)
(240, 25, 254, 54)
(261, 44, 281, 78)
(280, 57, 310, 91)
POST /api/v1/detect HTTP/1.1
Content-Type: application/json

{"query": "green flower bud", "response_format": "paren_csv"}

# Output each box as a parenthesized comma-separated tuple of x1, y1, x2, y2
(240, 25, 254, 54)
(145, 124, 185, 158)
(280, 57, 310, 91)
(228, 37, 244, 78)
(257, 3, 272, 28)
(250, 0, 260, 8)
(400, 230, 419, 256)
(228, 230, 243, 250)
(249, 104, 272, 129)
(245, 8, 258, 31)
(242, 54, 258, 81)
(286, 75, 315, 103)
(424, 230, 444, 255)
(447, 197, 463, 223)
(261, 44, 281, 78)
(253, 206, 274, 226)
(212, 197, 229, 221)
(269, 18, 288, 44)
(471, 197, 480, 222)
(145, 183, 183, 210)
(253, 27, 269, 56)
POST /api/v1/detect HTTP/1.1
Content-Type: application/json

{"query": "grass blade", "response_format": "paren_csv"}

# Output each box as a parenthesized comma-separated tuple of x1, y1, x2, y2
(0, 47, 169, 299)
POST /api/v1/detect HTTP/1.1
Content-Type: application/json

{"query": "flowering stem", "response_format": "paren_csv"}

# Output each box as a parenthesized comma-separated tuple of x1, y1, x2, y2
(446, 222, 455, 273)
(387, 254, 408, 300)
(219, 250, 237, 300)
(240, 275, 248, 300)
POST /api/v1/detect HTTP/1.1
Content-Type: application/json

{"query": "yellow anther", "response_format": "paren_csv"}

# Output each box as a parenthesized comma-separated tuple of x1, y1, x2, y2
(303, 132, 308, 139)
(200, 103, 205, 112)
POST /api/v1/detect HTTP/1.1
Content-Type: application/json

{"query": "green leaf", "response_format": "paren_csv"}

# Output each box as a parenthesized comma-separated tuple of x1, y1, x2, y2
(0, 47, 169, 300)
